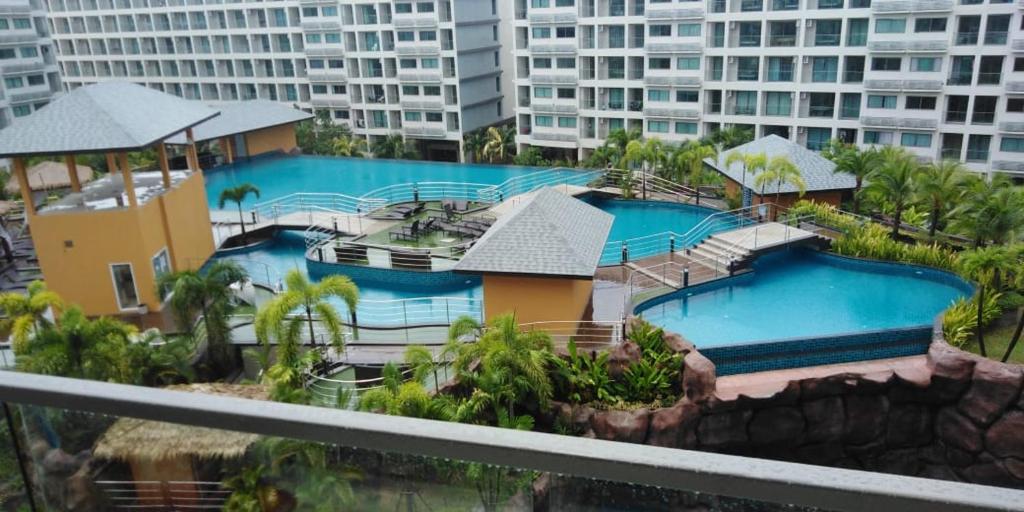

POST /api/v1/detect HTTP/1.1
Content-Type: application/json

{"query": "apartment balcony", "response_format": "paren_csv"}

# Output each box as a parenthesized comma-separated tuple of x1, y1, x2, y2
(644, 42, 701, 54)
(528, 42, 577, 55)
(395, 44, 441, 57)
(403, 124, 448, 138)
(305, 47, 346, 58)
(310, 98, 351, 109)
(528, 11, 578, 24)
(863, 79, 903, 91)
(1013, 39, 1024, 52)
(0, 33, 39, 46)
(998, 122, 1024, 133)
(8, 89, 52, 104)
(1007, 81, 1024, 94)
(642, 106, 700, 119)
(642, 76, 701, 88)
(903, 80, 943, 92)
(644, 7, 704, 20)
(0, 61, 46, 75)
(307, 71, 348, 83)
(994, 160, 1024, 174)
(400, 99, 444, 111)
(532, 102, 578, 115)
(397, 71, 443, 84)
(871, 0, 953, 12)
(393, 15, 438, 29)
(860, 116, 938, 130)
(531, 131, 579, 143)
(300, 20, 342, 32)
(531, 74, 578, 85)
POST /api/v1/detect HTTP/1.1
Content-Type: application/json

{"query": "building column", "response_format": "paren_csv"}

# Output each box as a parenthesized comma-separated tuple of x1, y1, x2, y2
(119, 152, 137, 207)
(221, 136, 234, 164)
(12, 157, 34, 216)
(64, 155, 81, 192)
(156, 143, 171, 188)
(105, 152, 117, 175)
(185, 128, 200, 172)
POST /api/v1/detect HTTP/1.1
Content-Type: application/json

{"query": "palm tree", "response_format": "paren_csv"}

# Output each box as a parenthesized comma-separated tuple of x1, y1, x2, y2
(761, 155, 806, 206)
(1001, 245, 1024, 362)
(0, 280, 63, 354)
(157, 260, 247, 374)
(681, 144, 717, 205)
(703, 125, 753, 150)
(482, 125, 516, 163)
(606, 127, 642, 159)
(916, 160, 965, 238)
(833, 145, 881, 214)
(463, 129, 488, 163)
(358, 362, 447, 419)
(864, 149, 919, 238)
(641, 137, 666, 176)
(723, 151, 767, 208)
(371, 134, 418, 160)
(218, 183, 260, 244)
(331, 135, 367, 158)
(950, 176, 1024, 247)
(255, 269, 358, 352)
(404, 344, 447, 391)
(959, 246, 1012, 357)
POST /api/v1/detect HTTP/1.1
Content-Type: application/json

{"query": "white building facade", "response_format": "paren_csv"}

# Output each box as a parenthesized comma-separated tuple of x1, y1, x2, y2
(44, 0, 510, 160)
(512, 0, 1024, 174)
(0, 0, 61, 129)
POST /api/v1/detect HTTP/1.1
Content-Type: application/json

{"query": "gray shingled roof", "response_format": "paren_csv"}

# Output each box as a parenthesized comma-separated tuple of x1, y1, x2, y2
(706, 135, 856, 194)
(455, 188, 614, 278)
(0, 81, 219, 157)
(165, 100, 312, 144)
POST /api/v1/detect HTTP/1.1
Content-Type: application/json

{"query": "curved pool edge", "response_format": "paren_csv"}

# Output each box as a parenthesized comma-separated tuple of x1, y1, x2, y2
(631, 249, 974, 376)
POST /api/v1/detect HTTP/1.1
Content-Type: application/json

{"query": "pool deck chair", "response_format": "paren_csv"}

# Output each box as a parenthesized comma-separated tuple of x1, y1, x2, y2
(390, 219, 421, 242)
(334, 244, 368, 264)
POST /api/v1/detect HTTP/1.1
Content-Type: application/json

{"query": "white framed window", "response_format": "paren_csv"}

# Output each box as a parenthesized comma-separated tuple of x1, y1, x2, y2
(110, 263, 141, 310)
(152, 248, 171, 300)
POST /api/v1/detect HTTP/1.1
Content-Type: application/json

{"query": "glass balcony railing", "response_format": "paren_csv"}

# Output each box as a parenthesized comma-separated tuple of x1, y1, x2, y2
(843, 71, 864, 83)
(947, 73, 972, 85)
(811, 71, 837, 83)
(733, 106, 757, 115)
(983, 31, 1008, 45)
(2, 372, 1011, 512)
(808, 106, 835, 117)
(768, 35, 796, 47)
(955, 32, 979, 45)
(972, 111, 995, 124)
(977, 72, 1002, 85)
(814, 34, 840, 46)
(738, 35, 761, 46)
(966, 148, 989, 161)
(946, 109, 968, 123)
(940, 148, 961, 159)
(772, 0, 798, 9)
(840, 107, 860, 118)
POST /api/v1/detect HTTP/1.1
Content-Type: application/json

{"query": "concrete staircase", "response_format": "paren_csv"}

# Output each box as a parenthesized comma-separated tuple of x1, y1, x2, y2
(687, 234, 754, 271)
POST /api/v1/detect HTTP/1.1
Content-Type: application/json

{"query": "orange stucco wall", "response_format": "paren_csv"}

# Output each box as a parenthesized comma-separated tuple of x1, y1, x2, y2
(31, 173, 214, 317)
(243, 124, 299, 156)
(481, 274, 593, 325)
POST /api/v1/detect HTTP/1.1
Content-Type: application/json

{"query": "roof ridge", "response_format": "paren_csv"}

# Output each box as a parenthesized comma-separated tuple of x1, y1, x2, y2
(80, 85, 144, 148)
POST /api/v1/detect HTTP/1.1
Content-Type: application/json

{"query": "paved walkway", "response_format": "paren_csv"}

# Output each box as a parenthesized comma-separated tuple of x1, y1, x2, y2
(714, 355, 931, 401)
(712, 222, 817, 253)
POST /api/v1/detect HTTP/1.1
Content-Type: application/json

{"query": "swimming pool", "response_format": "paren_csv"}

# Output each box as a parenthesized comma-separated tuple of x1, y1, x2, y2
(204, 155, 572, 210)
(214, 230, 482, 327)
(635, 250, 971, 373)
(580, 196, 736, 265)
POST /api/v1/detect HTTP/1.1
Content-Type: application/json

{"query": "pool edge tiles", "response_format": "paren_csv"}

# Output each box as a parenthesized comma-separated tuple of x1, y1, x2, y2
(632, 249, 972, 375)
(307, 258, 479, 290)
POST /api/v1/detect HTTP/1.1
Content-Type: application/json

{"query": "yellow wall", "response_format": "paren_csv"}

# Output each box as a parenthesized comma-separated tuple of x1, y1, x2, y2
(243, 124, 299, 156)
(481, 275, 593, 325)
(31, 173, 214, 317)
(723, 176, 845, 208)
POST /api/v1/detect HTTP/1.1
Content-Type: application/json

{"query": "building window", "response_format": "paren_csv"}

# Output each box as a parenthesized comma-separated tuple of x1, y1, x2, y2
(675, 122, 697, 134)
(765, 91, 792, 116)
(871, 57, 901, 71)
(676, 90, 698, 102)
(737, 57, 759, 81)
(905, 96, 936, 110)
(766, 57, 793, 81)
(900, 132, 932, 147)
(910, 57, 939, 72)
(864, 130, 893, 145)
(678, 23, 701, 37)
(426, 112, 443, 122)
(847, 19, 868, 46)
(806, 127, 831, 150)
(972, 96, 997, 124)
(914, 18, 947, 32)
(875, 18, 906, 33)
(558, 116, 577, 128)
(152, 249, 171, 300)
(677, 57, 700, 70)
(557, 88, 575, 99)
(811, 57, 838, 82)
(966, 134, 991, 161)
(404, 111, 422, 122)
(1000, 137, 1024, 153)
(1008, 98, 1024, 113)
(814, 20, 842, 46)
(734, 91, 757, 115)
(110, 263, 140, 310)
(535, 115, 553, 127)
(647, 120, 669, 133)
(534, 87, 552, 98)
(867, 95, 896, 109)
(647, 89, 670, 102)
(648, 58, 671, 70)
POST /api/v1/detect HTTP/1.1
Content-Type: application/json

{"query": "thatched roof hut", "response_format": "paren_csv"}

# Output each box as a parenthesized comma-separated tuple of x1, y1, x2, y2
(4, 160, 95, 194)
(93, 383, 268, 462)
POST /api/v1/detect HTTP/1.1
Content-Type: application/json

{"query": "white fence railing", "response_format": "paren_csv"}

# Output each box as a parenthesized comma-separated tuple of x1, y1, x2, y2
(477, 168, 604, 203)
(95, 480, 229, 511)
(519, 320, 624, 349)
(306, 364, 454, 409)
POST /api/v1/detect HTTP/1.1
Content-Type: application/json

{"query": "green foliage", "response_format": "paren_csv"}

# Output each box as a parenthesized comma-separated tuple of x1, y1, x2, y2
(0, 280, 63, 354)
(943, 293, 1003, 348)
(701, 125, 753, 150)
(371, 134, 419, 160)
(482, 125, 516, 163)
(296, 110, 352, 155)
(552, 340, 615, 404)
(512, 146, 549, 167)
(330, 135, 367, 158)
(463, 129, 488, 163)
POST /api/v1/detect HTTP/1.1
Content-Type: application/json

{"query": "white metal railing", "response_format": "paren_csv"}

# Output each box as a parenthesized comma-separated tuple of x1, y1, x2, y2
(306, 364, 454, 409)
(360, 181, 492, 205)
(518, 320, 623, 348)
(477, 168, 603, 203)
(95, 480, 229, 510)
(604, 168, 701, 202)
(249, 192, 388, 220)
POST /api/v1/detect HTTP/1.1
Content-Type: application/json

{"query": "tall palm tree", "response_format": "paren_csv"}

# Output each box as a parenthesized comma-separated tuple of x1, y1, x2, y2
(703, 125, 753, 150)
(620, 139, 645, 170)
(255, 269, 359, 352)
(463, 129, 488, 163)
(482, 125, 516, 163)
(959, 246, 1012, 357)
(1001, 245, 1024, 362)
(754, 156, 806, 214)
(371, 134, 418, 160)
(833, 145, 881, 214)
(641, 137, 665, 176)
(950, 176, 1024, 247)
(724, 151, 767, 207)
(916, 160, 966, 238)
(864, 149, 919, 238)
(157, 260, 247, 374)
(0, 280, 63, 354)
(331, 135, 367, 158)
(606, 127, 642, 158)
(682, 144, 717, 205)
(218, 183, 260, 244)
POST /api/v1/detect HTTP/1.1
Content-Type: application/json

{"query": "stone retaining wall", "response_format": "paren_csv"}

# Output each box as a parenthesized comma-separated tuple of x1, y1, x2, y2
(547, 330, 1024, 489)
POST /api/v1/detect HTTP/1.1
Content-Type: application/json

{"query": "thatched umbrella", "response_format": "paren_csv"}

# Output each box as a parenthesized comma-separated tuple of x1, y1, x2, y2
(4, 160, 95, 194)
(92, 383, 269, 506)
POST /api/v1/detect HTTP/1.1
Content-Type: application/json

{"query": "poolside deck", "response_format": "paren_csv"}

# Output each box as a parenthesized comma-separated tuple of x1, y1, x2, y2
(711, 222, 818, 253)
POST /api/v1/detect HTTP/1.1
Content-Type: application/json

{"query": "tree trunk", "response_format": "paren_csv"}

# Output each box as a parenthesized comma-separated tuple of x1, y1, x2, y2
(237, 203, 248, 244)
(1001, 307, 1024, 362)
(306, 306, 317, 347)
(929, 201, 940, 238)
(852, 178, 862, 214)
(976, 286, 987, 357)
(891, 206, 902, 239)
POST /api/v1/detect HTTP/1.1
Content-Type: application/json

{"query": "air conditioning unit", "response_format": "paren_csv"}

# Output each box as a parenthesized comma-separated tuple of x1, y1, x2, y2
(806, 19, 814, 27)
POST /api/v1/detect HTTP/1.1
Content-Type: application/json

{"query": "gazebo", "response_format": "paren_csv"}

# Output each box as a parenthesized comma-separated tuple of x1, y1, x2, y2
(3, 160, 95, 197)
(165, 100, 313, 164)
(455, 188, 613, 326)
(0, 81, 219, 319)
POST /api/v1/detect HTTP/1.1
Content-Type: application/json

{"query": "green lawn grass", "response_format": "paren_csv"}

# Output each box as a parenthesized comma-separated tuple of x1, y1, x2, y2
(961, 322, 1024, 365)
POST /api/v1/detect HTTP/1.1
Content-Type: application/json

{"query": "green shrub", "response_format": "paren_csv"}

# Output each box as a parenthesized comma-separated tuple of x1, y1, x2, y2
(942, 293, 1003, 347)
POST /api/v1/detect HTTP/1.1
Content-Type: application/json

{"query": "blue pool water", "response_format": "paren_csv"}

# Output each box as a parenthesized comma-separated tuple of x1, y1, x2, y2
(580, 196, 731, 265)
(635, 250, 971, 348)
(205, 155, 555, 209)
(214, 230, 482, 326)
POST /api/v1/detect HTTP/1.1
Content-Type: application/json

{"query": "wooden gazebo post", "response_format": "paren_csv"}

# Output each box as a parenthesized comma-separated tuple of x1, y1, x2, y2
(156, 143, 171, 188)
(64, 155, 82, 192)
(11, 157, 34, 216)
(118, 152, 137, 207)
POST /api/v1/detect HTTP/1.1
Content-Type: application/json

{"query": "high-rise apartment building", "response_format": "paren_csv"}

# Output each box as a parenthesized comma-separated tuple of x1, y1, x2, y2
(0, 0, 61, 129)
(45, 0, 510, 160)
(512, 0, 1024, 173)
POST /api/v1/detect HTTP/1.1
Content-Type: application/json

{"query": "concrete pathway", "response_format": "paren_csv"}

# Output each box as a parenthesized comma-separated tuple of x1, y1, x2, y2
(712, 222, 817, 253)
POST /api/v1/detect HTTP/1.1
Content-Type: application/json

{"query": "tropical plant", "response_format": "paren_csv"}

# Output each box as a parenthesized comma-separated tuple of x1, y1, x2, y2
(1000, 245, 1024, 362)
(606, 127, 642, 158)
(218, 183, 260, 244)
(331, 135, 367, 158)
(371, 134, 419, 160)
(0, 280, 63, 354)
(761, 155, 805, 208)
(482, 125, 516, 163)
(463, 129, 488, 163)
(620, 139, 644, 170)
(256, 269, 358, 352)
(642, 137, 666, 176)
(582, 145, 619, 169)
(359, 362, 448, 419)
(950, 175, 1024, 247)
(702, 125, 753, 150)
(959, 246, 1014, 356)
(915, 160, 965, 238)
(943, 293, 1003, 349)
(512, 146, 549, 167)
(724, 151, 767, 208)
(832, 145, 881, 215)
(551, 339, 616, 404)
(296, 110, 352, 155)
(157, 260, 247, 375)
(404, 344, 447, 391)
(681, 144, 717, 205)
(864, 148, 919, 238)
